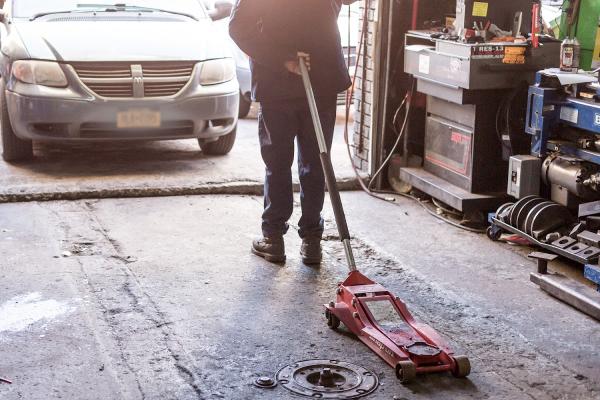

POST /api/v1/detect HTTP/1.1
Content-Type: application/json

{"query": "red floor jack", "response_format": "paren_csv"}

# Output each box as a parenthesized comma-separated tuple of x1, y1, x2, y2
(299, 57, 471, 384)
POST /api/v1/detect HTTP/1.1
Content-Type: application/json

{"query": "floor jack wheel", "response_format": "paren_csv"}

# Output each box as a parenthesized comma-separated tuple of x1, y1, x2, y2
(395, 361, 417, 384)
(451, 355, 471, 378)
(325, 309, 340, 330)
(486, 225, 502, 242)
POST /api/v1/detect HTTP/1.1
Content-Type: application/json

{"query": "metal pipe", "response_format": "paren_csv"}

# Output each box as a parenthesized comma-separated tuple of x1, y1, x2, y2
(411, 0, 419, 30)
(343, 239, 357, 272)
(299, 60, 328, 154)
(299, 57, 357, 272)
(373, 0, 394, 189)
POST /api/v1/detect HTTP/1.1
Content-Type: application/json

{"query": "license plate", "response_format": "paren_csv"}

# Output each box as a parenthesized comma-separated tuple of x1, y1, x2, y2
(116, 109, 161, 129)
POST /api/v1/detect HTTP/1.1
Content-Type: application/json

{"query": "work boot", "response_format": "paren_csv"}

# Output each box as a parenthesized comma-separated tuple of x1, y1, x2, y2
(301, 237, 322, 265)
(252, 236, 286, 263)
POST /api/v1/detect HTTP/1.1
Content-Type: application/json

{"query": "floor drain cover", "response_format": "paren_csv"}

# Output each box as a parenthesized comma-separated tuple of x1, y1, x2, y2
(276, 359, 378, 399)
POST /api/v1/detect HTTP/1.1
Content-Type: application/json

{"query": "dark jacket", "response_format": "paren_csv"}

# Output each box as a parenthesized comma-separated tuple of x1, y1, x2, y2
(229, 0, 352, 103)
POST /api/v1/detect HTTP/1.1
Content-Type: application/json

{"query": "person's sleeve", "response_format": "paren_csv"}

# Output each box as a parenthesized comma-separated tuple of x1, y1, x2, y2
(229, 0, 295, 73)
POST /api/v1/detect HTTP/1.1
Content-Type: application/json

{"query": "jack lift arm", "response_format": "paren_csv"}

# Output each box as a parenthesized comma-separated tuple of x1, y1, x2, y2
(299, 57, 471, 384)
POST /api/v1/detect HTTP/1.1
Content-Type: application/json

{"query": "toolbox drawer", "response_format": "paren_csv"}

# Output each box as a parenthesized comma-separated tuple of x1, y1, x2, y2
(405, 41, 560, 91)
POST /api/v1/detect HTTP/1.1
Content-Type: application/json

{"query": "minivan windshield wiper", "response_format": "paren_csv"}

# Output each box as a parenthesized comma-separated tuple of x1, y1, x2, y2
(78, 3, 198, 21)
(29, 4, 198, 22)
(29, 10, 92, 21)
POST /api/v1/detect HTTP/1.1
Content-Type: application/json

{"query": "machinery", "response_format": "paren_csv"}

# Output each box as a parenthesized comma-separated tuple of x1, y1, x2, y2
(396, 0, 560, 214)
(389, 0, 600, 319)
(299, 57, 471, 384)
(489, 69, 600, 320)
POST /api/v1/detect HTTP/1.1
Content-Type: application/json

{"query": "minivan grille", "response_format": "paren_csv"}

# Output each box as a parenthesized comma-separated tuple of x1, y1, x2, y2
(86, 82, 134, 97)
(74, 64, 132, 79)
(70, 61, 196, 98)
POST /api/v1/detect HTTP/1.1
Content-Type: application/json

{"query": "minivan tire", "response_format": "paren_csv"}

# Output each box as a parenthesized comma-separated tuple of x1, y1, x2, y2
(199, 126, 237, 155)
(1, 81, 33, 162)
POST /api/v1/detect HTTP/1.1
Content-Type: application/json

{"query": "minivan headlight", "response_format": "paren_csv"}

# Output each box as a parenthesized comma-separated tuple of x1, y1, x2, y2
(12, 60, 68, 88)
(199, 58, 236, 85)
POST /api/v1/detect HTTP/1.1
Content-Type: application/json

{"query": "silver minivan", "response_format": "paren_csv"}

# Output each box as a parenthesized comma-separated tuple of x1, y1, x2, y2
(0, 0, 239, 161)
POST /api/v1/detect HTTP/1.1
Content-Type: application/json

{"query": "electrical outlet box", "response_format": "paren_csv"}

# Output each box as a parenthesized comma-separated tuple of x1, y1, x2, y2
(508, 155, 542, 199)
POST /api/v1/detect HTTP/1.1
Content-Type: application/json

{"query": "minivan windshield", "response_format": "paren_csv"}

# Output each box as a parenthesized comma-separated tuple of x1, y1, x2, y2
(13, 0, 207, 20)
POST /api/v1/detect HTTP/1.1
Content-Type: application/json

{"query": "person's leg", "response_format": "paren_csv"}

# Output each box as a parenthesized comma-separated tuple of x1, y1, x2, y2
(296, 96, 337, 263)
(252, 102, 299, 262)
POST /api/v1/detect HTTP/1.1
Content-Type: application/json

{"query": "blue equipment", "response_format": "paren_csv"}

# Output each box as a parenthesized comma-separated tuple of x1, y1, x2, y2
(489, 69, 600, 320)
(527, 70, 600, 164)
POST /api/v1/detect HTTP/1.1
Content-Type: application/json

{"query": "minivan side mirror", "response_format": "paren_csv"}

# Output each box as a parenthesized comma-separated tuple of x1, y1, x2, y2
(209, 0, 233, 21)
(0, 10, 6, 23)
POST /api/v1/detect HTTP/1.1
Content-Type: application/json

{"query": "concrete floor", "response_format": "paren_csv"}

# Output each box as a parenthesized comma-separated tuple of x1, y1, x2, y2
(1, 193, 599, 400)
(0, 109, 357, 203)
(0, 109, 598, 399)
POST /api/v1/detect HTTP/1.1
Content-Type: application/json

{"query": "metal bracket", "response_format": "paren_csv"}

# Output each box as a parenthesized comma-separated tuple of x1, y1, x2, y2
(528, 252, 558, 274)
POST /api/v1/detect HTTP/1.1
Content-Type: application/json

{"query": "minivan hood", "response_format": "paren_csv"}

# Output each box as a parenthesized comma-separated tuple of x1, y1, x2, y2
(12, 18, 231, 62)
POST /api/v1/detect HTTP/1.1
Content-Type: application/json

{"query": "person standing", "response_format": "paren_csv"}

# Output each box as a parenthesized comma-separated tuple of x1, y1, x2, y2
(229, 0, 356, 264)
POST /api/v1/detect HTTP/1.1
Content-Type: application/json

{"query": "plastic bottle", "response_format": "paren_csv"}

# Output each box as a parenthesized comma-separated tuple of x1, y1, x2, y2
(561, 37, 581, 72)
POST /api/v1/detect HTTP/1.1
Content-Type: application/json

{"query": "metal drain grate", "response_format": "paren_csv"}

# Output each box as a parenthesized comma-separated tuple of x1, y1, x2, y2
(276, 359, 378, 399)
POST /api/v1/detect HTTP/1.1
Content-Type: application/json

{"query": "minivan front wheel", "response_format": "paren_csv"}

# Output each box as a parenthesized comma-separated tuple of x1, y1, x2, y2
(1, 81, 33, 162)
(199, 126, 237, 155)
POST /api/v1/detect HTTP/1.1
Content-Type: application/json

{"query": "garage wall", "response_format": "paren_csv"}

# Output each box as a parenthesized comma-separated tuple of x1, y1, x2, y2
(353, 0, 379, 173)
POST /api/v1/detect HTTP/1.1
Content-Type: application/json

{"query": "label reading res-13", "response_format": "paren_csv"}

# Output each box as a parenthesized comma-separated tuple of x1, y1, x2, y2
(471, 45, 504, 59)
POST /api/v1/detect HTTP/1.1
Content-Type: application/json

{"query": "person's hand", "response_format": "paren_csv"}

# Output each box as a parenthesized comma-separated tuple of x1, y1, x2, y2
(284, 52, 310, 75)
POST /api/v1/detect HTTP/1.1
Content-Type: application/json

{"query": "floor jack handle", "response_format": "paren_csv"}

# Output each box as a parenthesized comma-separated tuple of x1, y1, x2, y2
(299, 56, 357, 272)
